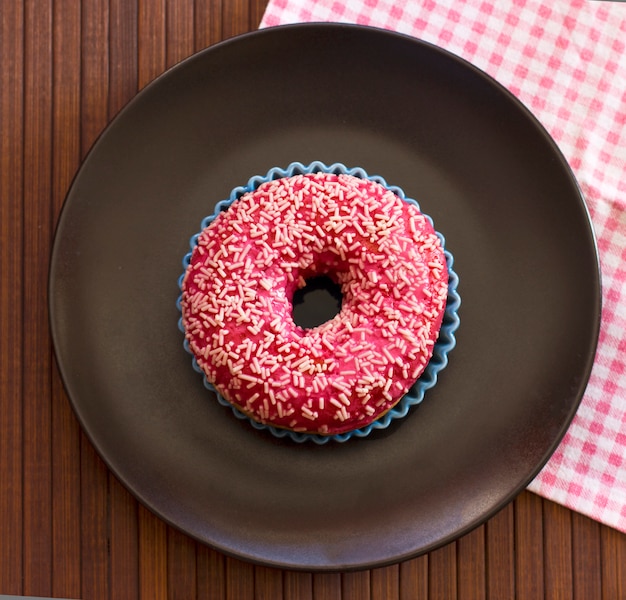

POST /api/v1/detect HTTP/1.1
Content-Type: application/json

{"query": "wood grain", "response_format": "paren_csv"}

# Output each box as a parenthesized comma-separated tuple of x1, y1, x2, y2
(225, 556, 254, 600)
(22, 0, 53, 596)
(197, 545, 226, 599)
(110, 477, 140, 600)
(284, 570, 313, 600)
(109, 0, 139, 118)
(572, 511, 601, 600)
(313, 573, 342, 600)
(371, 564, 400, 599)
(543, 500, 573, 600)
(195, 0, 223, 51)
(0, 1, 24, 592)
(255, 565, 284, 600)
(81, 0, 110, 156)
(138, 0, 167, 89)
(601, 524, 626, 600)
(167, 528, 198, 600)
(139, 506, 168, 600)
(342, 570, 370, 600)
(457, 526, 486, 600)
(515, 492, 546, 598)
(80, 441, 110, 600)
(222, 0, 250, 39)
(486, 503, 515, 600)
(429, 540, 457, 599)
(166, 0, 195, 67)
(2, 1, 626, 599)
(399, 555, 428, 600)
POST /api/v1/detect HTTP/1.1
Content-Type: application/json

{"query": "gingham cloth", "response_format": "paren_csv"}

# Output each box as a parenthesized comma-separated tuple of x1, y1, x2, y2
(260, 0, 626, 533)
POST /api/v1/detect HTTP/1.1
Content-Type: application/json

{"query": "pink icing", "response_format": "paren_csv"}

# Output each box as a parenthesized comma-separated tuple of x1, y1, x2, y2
(181, 173, 448, 435)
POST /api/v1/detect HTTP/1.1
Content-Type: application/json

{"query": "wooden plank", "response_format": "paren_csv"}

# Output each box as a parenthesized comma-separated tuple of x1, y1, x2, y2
(197, 544, 226, 599)
(0, 0, 24, 594)
(255, 565, 284, 599)
(284, 571, 313, 600)
(51, 376, 82, 599)
(139, 505, 169, 600)
(485, 503, 515, 600)
(371, 565, 399, 599)
(250, 0, 267, 28)
(51, 0, 82, 597)
(81, 0, 109, 156)
(312, 573, 342, 600)
(571, 511, 601, 600)
(225, 556, 255, 600)
(543, 499, 573, 600)
(428, 541, 457, 599)
(457, 526, 486, 600)
(601, 523, 626, 600)
(166, 0, 195, 68)
(342, 570, 370, 600)
(399, 555, 428, 600)
(80, 440, 110, 600)
(515, 492, 545, 599)
(168, 527, 198, 600)
(194, 0, 223, 51)
(138, 0, 166, 89)
(22, 0, 53, 595)
(109, 0, 138, 118)
(222, 0, 250, 40)
(110, 476, 140, 600)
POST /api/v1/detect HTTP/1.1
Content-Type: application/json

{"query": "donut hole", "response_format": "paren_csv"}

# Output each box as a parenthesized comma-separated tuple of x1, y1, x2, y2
(292, 275, 343, 329)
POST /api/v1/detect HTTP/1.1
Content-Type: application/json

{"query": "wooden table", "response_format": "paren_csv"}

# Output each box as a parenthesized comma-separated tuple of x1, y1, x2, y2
(1, 1, 625, 598)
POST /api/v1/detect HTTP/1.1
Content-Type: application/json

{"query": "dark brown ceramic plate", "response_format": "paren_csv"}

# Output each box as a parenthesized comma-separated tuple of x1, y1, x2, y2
(49, 23, 601, 571)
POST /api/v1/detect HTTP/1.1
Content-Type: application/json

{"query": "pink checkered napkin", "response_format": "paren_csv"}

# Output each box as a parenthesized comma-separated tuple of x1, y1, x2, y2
(260, 0, 626, 533)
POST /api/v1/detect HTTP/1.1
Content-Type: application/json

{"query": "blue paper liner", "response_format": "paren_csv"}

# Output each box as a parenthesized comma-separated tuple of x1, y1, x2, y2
(177, 161, 461, 444)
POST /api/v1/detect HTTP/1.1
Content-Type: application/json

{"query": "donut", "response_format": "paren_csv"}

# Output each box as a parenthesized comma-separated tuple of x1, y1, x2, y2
(180, 170, 449, 436)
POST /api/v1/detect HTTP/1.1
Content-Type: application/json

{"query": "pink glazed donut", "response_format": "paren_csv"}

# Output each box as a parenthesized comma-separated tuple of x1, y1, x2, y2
(180, 172, 448, 435)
